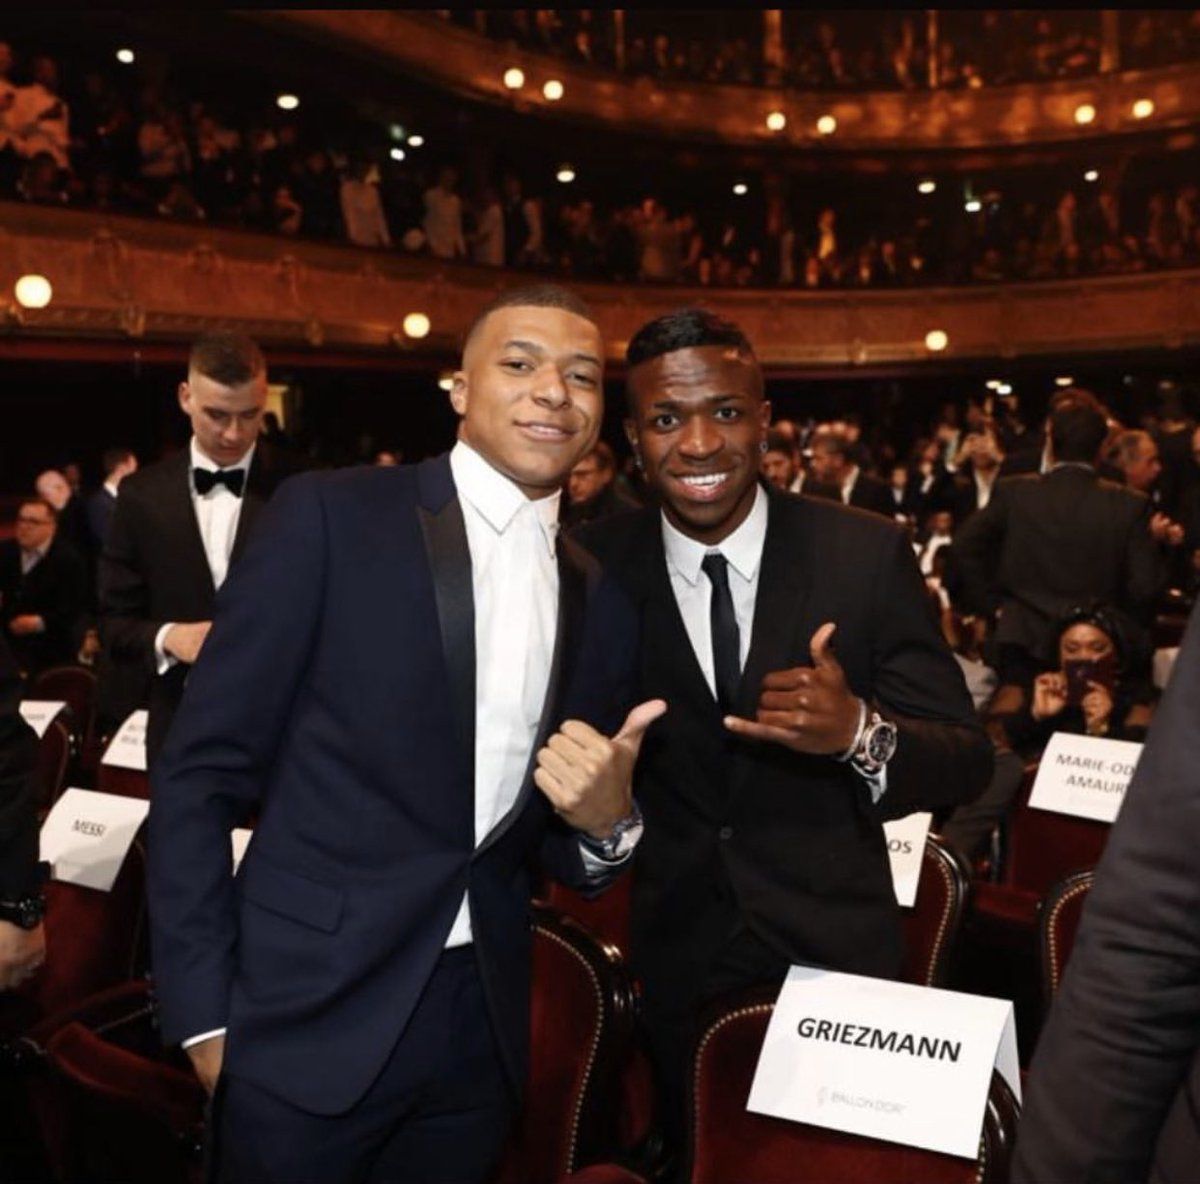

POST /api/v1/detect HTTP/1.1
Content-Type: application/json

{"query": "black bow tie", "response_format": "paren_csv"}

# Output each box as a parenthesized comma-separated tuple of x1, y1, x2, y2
(193, 467, 245, 497)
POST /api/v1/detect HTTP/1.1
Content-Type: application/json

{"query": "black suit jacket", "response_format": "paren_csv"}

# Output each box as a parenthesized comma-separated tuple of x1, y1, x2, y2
(85, 486, 116, 552)
(954, 466, 1163, 664)
(149, 456, 636, 1114)
(1014, 604, 1200, 1184)
(0, 634, 38, 897)
(97, 444, 298, 758)
(0, 537, 89, 676)
(580, 492, 991, 1021)
(846, 470, 895, 518)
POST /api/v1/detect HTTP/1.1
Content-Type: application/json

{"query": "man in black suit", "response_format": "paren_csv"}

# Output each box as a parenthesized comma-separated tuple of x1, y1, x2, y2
(1014, 604, 1200, 1183)
(578, 309, 992, 1153)
(947, 430, 1004, 526)
(85, 446, 137, 553)
(809, 425, 894, 517)
(0, 497, 88, 677)
(954, 400, 1164, 685)
(98, 332, 299, 759)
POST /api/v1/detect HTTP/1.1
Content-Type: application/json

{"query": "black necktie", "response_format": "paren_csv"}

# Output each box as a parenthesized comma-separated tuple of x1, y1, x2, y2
(701, 552, 740, 714)
(193, 467, 245, 497)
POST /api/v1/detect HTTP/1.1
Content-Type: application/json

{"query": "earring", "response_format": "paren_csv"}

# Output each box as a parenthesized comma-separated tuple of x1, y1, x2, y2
(760, 440, 769, 454)
(633, 453, 644, 471)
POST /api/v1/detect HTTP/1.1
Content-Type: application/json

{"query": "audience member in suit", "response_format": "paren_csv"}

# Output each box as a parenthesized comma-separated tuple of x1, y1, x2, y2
(1014, 603, 1200, 1184)
(98, 333, 300, 759)
(150, 285, 647, 1183)
(948, 431, 1004, 525)
(34, 468, 92, 567)
(1111, 428, 1186, 550)
(85, 446, 138, 553)
(809, 425, 895, 517)
(578, 309, 992, 1158)
(903, 438, 954, 521)
(0, 632, 44, 991)
(955, 400, 1164, 687)
(762, 426, 838, 501)
(0, 498, 88, 678)
(561, 440, 639, 530)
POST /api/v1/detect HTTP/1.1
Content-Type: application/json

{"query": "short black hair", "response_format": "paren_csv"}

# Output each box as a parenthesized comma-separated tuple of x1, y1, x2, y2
(461, 283, 596, 354)
(626, 308, 756, 369)
(1050, 402, 1109, 464)
(188, 332, 266, 386)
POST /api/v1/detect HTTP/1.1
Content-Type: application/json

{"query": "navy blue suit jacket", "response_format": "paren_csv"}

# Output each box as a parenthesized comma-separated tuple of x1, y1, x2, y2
(148, 455, 636, 1115)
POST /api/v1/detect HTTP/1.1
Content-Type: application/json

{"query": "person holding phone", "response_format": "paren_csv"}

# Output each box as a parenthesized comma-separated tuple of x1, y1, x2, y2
(942, 602, 1154, 862)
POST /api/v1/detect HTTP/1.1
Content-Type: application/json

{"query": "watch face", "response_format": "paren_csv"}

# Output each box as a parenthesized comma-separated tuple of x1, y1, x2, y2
(866, 721, 898, 765)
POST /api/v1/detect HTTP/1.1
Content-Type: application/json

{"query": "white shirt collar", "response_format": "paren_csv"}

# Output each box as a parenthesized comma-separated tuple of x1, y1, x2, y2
(841, 465, 860, 499)
(662, 483, 768, 587)
(449, 439, 559, 558)
(190, 437, 256, 474)
(103, 480, 120, 498)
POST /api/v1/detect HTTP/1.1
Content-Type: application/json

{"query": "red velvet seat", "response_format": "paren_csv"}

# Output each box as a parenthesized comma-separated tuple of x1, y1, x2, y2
(97, 762, 151, 800)
(544, 871, 632, 960)
(901, 834, 972, 987)
(29, 664, 96, 752)
(33, 717, 72, 814)
(1038, 869, 1094, 1003)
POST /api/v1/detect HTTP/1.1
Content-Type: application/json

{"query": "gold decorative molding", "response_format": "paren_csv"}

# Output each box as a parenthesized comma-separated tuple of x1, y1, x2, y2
(251, 10, 1200, 151)
(1, 203, 1199, 369)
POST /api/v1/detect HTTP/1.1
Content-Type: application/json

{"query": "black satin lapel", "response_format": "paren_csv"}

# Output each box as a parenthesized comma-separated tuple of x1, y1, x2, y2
(230, 453, 271, 565)
(165, 454, 216, 599)
(418, 498, 475, 779)
(736, 496, 814, 719)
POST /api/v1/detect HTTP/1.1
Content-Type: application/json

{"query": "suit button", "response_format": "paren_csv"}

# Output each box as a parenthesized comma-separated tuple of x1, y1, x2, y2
(718, 825, 733, 841)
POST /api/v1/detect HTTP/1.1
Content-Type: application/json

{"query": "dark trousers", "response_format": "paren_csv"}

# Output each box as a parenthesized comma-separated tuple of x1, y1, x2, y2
(212, 946, 514, 1184)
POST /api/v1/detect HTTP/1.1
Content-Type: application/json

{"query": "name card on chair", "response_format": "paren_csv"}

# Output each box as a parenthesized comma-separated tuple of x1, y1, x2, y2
(101, 709, 148, 772)
(18, 700, 68, 739)
(883, 812, 931, 908)
(40, 788, 150, 892)
(748, 967, 1020, 1159)
(1028, 732, 1142, 824)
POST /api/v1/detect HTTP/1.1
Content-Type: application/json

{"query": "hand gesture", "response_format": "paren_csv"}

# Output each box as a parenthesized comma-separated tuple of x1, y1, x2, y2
(1081, 681, 1114, 735)
(535, 700, 667, 839)
(0, 921, 44, 991)
(724, 623, 861, 756)
(1031, 672, 1067, 721)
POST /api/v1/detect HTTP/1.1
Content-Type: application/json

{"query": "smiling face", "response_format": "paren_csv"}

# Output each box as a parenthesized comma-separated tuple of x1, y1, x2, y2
(451, 305, 603, 499)
(625, 344, 770, 544)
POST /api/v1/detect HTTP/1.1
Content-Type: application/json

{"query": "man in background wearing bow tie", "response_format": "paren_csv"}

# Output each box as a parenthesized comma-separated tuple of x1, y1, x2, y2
(98, 332, 300, 763)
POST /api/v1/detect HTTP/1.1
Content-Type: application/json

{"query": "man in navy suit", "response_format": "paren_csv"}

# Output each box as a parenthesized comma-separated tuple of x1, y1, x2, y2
(85, 446, 138, 554)
(148, 285, 657, 1183)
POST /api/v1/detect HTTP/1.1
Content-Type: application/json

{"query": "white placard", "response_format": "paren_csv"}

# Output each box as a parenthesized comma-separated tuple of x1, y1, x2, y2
(18, 700, 68, 739)
(748, 967, 1019, 1159)
(883, 812, 932, 908)
(1028, 732, 1142, 824)
(102, 709, 148, 771)
(40, 788, 150, 892)
(231, 828, 254, 873)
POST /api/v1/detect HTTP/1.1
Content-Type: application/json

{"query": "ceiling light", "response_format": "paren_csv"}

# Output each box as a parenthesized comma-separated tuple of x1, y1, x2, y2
(276, 94, 300, 111)
(1084, 169, 1099, 182)
(13, 274, 52, 309)
(402, 312, 431, 339)
(985, 379, 1003, 391)
(1074, 102, 1096, 125)
(1055, 376, 1075, 386)
(503, 67, 525, 90)
(996, 382, 1013, 395)
(542, 79, 564, 101)
(924, 330, 949, 352)
(918, 179, 936, 195)
(556, 165, 576, 184)
(116, 48, 135, 65)
(389, 123, 405, 142)
(407, 134, 424, 148)
(816, 114, 837, 136)
(1132, 98, 1155, 120)
(390, 148, 406, 162)
(438, 375, 453, 392)
(766, 110, 787, 131)
(732, 182, 748, 196)
(965, 199, 982, 213)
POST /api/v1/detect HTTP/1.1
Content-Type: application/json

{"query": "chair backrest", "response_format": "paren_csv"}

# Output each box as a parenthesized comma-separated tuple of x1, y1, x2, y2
(901, 834, 972, 988)
(1000, 763, 1109, 898)
(492, 904, 636, 1184)
(541, 870, 632, 961)
(96, 762, 151, 800)
(1039, 869, 1094, 1003)
(29, 665, 97, 749)
(33, 718, 73, 813)
(686, 988, 1019, 1184)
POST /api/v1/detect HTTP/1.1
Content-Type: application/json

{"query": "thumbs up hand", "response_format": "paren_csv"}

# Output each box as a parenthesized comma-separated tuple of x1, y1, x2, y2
(724, 622, 862, 756)
(535, 700, 667, 839)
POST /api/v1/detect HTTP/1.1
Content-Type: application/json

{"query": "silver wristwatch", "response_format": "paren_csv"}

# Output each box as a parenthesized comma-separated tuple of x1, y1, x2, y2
(836, 700, 898, 776)
(582, 803, 644, 861)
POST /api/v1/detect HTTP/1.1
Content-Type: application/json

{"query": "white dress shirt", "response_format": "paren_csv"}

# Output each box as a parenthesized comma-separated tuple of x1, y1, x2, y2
(661, 485, 885, 801)
(153, 438, 255, 674)
(972, 469, 997, 512)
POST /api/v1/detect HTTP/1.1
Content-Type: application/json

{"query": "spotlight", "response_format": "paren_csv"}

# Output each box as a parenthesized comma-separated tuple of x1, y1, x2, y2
(1084, 169, 1099, 182)
(276, 94, 300, 111)
(1074, 103, 1096, 125)
(407, 134, 424, 148)
(556, 165, 576, 184)
(437, 375, 453, 392)
(390, 148, 406, 162)
(924, 330, 949, 352)
(503, 67, 525, 90)
(542, 79, 564, 101)
(402, 312, 431, 339)
(14, 274, 52, 309)
(116, 48, 135, 65)
(816, 114, 837, 136)
(996, 383, 1013, 395)
(918, 179, 936, 195)
(985, 379, 1003, 391)
(965, 199, 982, 213)
(766, 110, 787, 132)
(732, 182, 748, 196)
(1132, 98, 1155, 120)
(1055, 376, 1075, 387)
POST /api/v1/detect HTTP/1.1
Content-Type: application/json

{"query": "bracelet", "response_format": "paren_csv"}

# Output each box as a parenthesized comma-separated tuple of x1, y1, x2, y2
(835, 698, 869, 763)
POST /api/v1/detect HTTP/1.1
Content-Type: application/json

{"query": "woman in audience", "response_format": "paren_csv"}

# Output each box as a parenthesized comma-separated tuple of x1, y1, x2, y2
(941, 603, 1155, 863)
